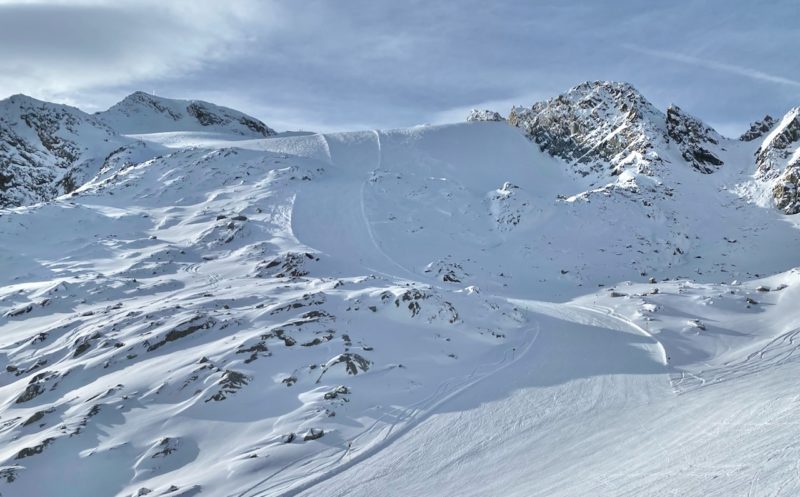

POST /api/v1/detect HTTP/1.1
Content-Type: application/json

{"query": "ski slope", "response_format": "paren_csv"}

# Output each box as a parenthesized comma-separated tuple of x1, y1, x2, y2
(2, 100, 800, 497)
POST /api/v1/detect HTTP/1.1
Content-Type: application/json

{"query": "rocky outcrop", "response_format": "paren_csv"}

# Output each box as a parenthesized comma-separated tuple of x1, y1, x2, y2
(755, 108, 800, 175)
(754, 108, 800, 214)
(508, 81, 668, 179)
(773, 168, 800, 214)
(740, 115, 776, 141)
(467, 109, 504, 122)
(665, 105, 724, 173)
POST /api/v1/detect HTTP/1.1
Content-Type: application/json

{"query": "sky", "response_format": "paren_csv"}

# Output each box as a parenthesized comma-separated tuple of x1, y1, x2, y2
(0, 0, 797, 136)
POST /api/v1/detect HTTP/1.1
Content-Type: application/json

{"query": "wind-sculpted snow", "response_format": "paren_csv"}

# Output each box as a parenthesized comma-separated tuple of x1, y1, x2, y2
(2, 86, 800, 496)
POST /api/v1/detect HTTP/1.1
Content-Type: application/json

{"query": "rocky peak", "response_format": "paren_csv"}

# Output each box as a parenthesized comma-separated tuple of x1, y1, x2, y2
(97, 92, 276, 137)
(740, 114, 776, 142)
(754, 107, 800, 214)
(508, 81, 667, 178)
(467, 109, 504, 122)
(755, 108, 800, 175)
(665, 105, 724, 174)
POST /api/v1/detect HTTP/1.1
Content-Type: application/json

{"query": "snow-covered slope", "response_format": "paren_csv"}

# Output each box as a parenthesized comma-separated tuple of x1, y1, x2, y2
(1, 84, 800, 497)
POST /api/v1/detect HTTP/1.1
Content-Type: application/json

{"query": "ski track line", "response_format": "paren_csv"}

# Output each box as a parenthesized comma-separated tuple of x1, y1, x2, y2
(236, 323, 540, 497)
(572, 303, 669, 367)
(357, 131, 419, 281)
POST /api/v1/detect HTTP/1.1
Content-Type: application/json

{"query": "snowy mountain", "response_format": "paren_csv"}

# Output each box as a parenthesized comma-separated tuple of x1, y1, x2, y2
(97, 92, 276, 137)
(1, 83, 800, 497)
(507, 81, 669, 179)
(0, 92, 274, 211)
(0, 95, 124, 207)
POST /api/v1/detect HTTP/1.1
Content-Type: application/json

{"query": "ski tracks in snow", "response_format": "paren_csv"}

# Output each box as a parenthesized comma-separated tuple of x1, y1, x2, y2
(238, 324, 540, 497)
(573, 303, 670, 367)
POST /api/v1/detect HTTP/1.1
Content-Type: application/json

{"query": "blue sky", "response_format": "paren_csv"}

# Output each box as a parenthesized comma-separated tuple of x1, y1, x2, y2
(0, 0, 797, 135)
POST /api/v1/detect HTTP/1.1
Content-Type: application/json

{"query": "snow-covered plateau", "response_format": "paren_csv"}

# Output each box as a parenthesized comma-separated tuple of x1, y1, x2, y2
(1, 82, 800, 496)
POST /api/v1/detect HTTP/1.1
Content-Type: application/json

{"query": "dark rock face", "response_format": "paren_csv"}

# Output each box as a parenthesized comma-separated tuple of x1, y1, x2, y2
(508, 81, 667, 178)
(666, 105, 723, 174)
(755, 110, 800, 176)
(740, 115, 776, 141)
(774, 167, 800, 214)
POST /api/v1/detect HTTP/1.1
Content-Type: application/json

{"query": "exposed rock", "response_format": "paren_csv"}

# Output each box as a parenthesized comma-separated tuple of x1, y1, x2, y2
(467, 109, 505, 122)
(0, 466, 20, 483)
(773, 167, 800, 214)
(21, 407, 55, 427)
(320, 353, 371, 379)
(255, 252, 318, 279)
(15, 371, 61, 404)
(303, 428, 325, 441)
(754, 108, 800, 214)
(324, 385, 351, 400)
(508, 81, 666, 178)
(665, 105, 724, 173)
(740, 115, 776, 141)
(15, 437, 55, 459)
(205, 370, 250, 402)
(146, 316, 216, 352)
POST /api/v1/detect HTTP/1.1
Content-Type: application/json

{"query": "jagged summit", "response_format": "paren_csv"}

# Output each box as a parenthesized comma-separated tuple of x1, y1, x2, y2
(754, 107, 800, 213)
(97, 91, 276, 137)
(740, 114, 777, 142)
(507, 80, 668, 179)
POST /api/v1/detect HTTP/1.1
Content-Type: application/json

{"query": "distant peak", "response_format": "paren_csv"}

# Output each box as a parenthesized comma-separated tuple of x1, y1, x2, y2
(740, 114, 777, 142)
(553, 80, 661, 120)
(1, 93, 52, 107)
(467, 109, 504, 122)
(100, 91, 276, 137)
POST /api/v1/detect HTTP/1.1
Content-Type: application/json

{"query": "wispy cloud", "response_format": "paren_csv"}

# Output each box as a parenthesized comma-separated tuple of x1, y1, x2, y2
(622, 44, 800, 89)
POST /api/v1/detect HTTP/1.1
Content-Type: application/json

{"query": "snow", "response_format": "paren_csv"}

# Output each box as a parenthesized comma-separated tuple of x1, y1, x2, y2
(1, 90, 800, 497)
